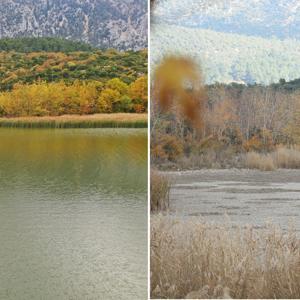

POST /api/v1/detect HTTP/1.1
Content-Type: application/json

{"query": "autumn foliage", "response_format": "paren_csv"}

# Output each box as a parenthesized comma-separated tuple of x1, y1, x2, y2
(0, 49, 147, 91)
(0, 76, 147, 117)
(151, 66, 300, 168)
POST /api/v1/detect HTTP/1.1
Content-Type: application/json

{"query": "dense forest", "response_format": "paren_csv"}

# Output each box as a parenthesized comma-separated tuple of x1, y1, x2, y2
(0, 38, 148, 116)
(151, 24, 300, 85)
(0, 37, 95, 53)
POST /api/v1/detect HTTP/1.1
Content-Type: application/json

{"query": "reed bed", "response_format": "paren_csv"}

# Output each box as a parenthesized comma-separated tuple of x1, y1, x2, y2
(245, 146, 300, 170)
(151, 215, 300, 299)
(151, 170, 171, 212)
(0, 113, 148, 129)
(245, 152, 275, 171)
(273, 147, 300, 169)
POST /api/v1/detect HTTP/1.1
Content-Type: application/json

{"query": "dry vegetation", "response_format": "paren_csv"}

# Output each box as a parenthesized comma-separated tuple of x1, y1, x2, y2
(150, 28, 300, 300)
(245, 152, 275, 171)
(0, 113, 148, 128)
(245, 146, 300, 170)
(151, 170, 171, 212)
(151, 56, 300, 170)
(274, 146, 300, 168)
(151, 215, 300, 299)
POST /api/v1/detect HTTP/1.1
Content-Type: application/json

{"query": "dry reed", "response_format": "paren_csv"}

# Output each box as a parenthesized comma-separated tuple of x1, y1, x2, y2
(0, 113, 148, 128)
(151, 171, 171, 212)
(245, 152, 275, 171)
(273, 147, 300, 169)
(151, 215, 300, 299)
(245, 147, 300, 170)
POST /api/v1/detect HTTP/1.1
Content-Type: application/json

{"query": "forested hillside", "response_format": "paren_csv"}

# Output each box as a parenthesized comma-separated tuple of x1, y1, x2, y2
(151, 24, 300, 84)
(0, 39, 147, 91)
(0, 38, 148, 116)
(0, 37, 94, 53)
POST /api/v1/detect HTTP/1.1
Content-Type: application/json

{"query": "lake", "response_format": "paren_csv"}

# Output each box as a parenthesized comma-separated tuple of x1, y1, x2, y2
(0, 128, 147, 300)
(167, 169, 300, 232)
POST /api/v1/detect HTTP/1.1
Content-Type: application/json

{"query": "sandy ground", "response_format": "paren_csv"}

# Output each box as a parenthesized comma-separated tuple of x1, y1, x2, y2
(165, 169, 300, 231)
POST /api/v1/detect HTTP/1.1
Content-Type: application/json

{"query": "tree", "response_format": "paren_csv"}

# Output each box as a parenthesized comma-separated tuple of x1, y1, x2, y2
(130, 75, 148, 112)
(98, 88, 120, 113)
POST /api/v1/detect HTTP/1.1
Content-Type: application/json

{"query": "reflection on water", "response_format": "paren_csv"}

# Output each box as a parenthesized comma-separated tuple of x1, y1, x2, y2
(0, 128, 147, 300)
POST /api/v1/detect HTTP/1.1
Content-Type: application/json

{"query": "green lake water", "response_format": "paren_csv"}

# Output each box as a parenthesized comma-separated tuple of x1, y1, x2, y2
(0, 128, 147, 300)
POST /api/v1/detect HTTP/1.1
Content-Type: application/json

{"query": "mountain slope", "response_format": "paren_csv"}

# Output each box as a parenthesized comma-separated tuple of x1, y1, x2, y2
(151, 24, 300, 84)
(154, 0, 300, 40)
(0, 0, 147, 50)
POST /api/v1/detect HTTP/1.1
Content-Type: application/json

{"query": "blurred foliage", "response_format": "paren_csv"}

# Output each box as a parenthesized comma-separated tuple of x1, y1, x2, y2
(153, 56, 206, 128)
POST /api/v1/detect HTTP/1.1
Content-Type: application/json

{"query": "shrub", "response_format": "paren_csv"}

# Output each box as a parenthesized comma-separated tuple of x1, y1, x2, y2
(160, 135, 184, 161)
(243, 135, 263, 152)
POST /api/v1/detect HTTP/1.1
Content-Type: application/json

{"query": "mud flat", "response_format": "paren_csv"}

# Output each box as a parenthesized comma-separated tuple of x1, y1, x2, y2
(166, 169, 300, 231)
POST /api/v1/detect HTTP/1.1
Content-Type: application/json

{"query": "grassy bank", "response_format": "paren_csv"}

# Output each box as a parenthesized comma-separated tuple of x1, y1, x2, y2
(151, 215, 300, 299)
(0, 113, 148, 129)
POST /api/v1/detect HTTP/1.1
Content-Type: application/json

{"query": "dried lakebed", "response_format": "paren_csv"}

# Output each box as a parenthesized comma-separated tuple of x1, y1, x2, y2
(166, 169, 300, 231)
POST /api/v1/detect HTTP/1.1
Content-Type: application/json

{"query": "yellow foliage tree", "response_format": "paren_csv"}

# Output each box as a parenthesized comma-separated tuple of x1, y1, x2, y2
(129, 75, 148, 112)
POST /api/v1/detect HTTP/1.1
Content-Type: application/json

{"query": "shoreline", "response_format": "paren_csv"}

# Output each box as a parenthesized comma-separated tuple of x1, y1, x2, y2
(158, 168, 300, 183)
(0, 113, 148, 129)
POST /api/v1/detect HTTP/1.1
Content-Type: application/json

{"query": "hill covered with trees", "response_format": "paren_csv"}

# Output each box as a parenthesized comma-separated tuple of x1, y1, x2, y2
(0, 37, 95, 53)
(0, 38, 148, 117)
(0, 38, 147, 91)
(151, 24, 300, 84)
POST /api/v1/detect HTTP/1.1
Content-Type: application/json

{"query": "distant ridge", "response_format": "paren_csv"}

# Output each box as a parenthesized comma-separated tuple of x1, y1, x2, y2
(0, 0, 147, 51)
(154, 0, 300, 40)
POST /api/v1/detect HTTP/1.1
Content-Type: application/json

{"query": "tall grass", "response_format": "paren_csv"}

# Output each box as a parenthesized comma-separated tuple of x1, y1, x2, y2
(0, 113, 148, 129)
(245, 152, 275, 171)
(273, 147, 300, 169)
(151, 216, 300, 299)
(151, 171, 170, 212)
(245, 146, 300, 170)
